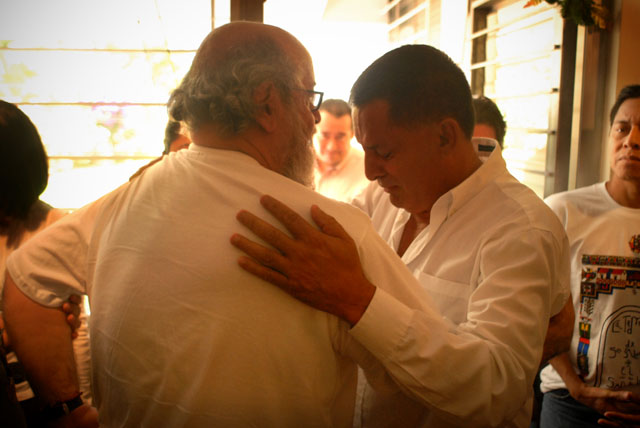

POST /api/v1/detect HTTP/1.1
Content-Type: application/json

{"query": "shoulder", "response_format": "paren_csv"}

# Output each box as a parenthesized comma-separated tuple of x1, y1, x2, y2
(544, 182, 606, 221)
(351, 181, 388, 215)
(46, 208, 68, 225)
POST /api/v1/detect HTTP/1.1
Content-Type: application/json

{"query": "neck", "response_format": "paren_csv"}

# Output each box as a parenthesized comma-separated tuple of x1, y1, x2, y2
(398, 140, 483, 253)
(397, 214, 429, 257)
(606, 178, 640, 208)
(192, 125, 275, 171)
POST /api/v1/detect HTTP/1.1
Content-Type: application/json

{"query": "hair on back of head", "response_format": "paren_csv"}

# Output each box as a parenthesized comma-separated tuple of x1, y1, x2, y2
(163, 119, 182, 154)
(0, 100, 49, 221)
(168, 33, 300, 139)
(350, 44, 474, 138)
(473, 95, 506, 147)
(610, 84, 640, 126)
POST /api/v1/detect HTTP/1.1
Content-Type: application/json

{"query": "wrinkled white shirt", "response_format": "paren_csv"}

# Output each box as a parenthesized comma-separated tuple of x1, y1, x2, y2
(7, 146, 442, 428)
(350, 148, 571, 427)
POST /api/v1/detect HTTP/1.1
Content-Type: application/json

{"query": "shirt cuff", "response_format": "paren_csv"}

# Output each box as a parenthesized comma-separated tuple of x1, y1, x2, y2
(349, 287, 413, 362)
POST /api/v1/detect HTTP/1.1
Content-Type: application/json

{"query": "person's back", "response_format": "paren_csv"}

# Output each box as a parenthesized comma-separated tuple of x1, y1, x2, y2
(85, 145, 427, 427)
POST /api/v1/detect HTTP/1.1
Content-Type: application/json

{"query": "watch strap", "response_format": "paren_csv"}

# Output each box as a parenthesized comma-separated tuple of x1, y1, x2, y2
(43, 394, 84, 420)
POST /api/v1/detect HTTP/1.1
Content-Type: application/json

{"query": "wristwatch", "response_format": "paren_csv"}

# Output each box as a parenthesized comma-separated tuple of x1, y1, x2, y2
(43, 394, 84, 420)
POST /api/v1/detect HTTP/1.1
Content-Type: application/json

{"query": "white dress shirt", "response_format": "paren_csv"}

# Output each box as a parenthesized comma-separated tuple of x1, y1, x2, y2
(350, 148, 571, 427)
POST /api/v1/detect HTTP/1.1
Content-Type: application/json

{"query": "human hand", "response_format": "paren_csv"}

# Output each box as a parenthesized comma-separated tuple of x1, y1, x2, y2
(230, 195, 376, 326)
(61, 295, 82, 339)
(598, 392, 640, 427)
(48, 404, 99, 428)
(570, 382, 640, 419)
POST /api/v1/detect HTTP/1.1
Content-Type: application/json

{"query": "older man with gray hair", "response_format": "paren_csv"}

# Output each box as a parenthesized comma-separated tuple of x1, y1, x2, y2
(3, 22, 441, 428)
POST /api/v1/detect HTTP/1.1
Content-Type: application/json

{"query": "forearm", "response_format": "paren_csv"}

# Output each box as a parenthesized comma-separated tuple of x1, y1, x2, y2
(351, 288, 530, 426)
(540, 295, 574, 366)
(549, 352, 583, 396)
(3, 271, 80, 405)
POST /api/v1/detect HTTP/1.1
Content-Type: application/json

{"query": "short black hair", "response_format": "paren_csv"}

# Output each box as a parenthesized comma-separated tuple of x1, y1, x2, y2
(610, 84, 640, 126)
(163, 119, 182, 155)
(319, 99, 352, 130)
(350, 44, 474, 138)
(0, 100, 49, 220)
(473, 95, 506, 147)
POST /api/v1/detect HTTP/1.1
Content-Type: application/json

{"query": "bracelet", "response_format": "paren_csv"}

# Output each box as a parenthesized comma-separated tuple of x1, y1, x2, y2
(42, 393, 84, 420)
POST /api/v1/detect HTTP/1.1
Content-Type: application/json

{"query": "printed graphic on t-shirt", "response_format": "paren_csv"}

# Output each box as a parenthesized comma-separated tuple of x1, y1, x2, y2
(579, 252, 640, 389)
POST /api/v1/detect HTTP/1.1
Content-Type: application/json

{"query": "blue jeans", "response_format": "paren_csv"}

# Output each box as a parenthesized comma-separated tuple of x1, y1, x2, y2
(540, 389, 603, 427)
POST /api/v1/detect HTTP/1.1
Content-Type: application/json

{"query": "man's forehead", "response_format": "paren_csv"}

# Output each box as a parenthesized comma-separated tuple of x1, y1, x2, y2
(353, 101, 391, 131)
(615, 97, 640, 119)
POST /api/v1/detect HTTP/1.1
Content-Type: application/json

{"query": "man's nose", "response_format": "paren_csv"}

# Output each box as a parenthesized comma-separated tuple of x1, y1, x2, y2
(313, 109, 321, 125)
(327, 138, 341, 151)
(364, 152, 382, 181)
(625, 124, 640, 150)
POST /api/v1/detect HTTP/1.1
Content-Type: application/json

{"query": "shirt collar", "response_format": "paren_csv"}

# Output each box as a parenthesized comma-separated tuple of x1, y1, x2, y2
(430, 145, 507, 227)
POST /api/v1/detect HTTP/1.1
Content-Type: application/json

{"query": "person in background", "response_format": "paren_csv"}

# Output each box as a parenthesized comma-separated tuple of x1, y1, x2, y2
(163, 118, 191, 154)
(0, 100, 92, 426)
(313, 98, 369, 202)
(473, 95, 506, 148)
(539, 84, 640, 427)
(231, 44, 571, 427)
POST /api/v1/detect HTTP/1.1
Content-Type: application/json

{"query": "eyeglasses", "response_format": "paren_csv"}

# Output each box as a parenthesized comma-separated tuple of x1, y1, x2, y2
(296, 89, 324, 112)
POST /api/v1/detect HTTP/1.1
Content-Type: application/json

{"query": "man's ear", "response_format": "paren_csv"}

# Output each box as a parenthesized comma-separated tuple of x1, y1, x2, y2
(253, 81, 280, 133)
(438, 118, 459, 152)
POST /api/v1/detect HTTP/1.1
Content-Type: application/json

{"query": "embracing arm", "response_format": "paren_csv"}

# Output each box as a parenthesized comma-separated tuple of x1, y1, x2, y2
(231, 196, 376, 326)
(231, 195, 552, 426)
(3, 272, 97, 427)
(3, 271, 78, 404)
(540, 294, 574, 366)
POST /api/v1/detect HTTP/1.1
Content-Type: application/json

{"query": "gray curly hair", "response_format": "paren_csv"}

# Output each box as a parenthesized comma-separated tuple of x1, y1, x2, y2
(168, 36, 301, 138)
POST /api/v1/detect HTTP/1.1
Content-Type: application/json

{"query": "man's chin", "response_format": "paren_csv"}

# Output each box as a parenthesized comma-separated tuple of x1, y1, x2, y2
(387, 192, 405, 209)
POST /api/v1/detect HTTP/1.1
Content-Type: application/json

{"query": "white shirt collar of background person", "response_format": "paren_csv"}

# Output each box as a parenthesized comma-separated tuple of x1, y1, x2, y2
(471, 136, 500, 163)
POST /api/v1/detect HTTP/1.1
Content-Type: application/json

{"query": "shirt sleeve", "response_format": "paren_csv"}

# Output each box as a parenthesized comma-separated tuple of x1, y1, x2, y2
(5, 199, 103, 307)
(350, 226, 569, 426)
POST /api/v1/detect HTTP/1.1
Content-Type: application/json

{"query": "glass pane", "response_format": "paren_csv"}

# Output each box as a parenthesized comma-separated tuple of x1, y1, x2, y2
(503, 131, 548, 173)
(492, 56, 556, 97)
(1, 0, 211, 50)
(20, 105, 171, 157)
(499, 94, 551, 131)
(494, 8, 558, 61)
(389, 11, 426, 43)
(1, 1, 210, 210)
(503, 130, 548, 199)
(0, 50, 195, 104)
(42, 159, 155, 210)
